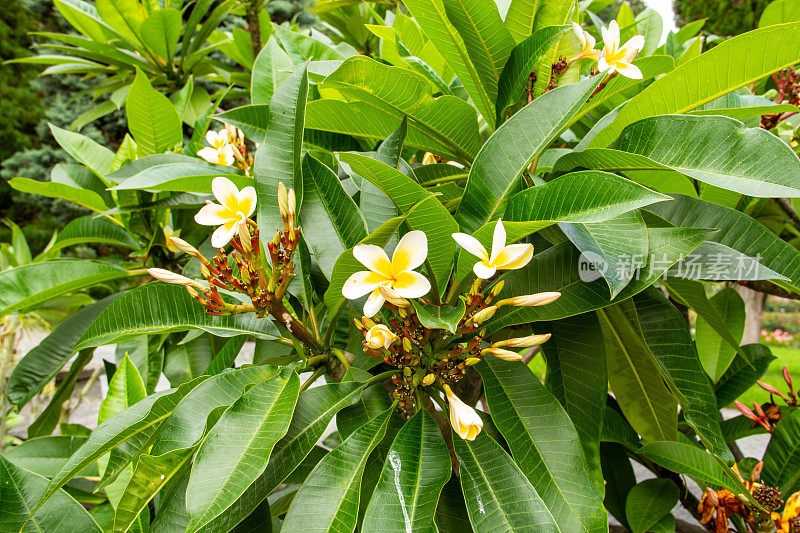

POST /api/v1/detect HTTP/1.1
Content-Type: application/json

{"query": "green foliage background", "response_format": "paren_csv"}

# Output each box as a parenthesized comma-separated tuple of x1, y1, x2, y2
(675, 0, 772, 36)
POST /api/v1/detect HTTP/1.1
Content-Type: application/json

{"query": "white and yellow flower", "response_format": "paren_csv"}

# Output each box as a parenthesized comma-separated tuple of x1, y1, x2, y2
(198, 130, 234, 166)
(342, 231, 431, 317)
(163, 225, 181, 252)
(571, 22, 601, 62)
(443, 384, 483, 440)
(194, 176, 256, 248)
(365, 324, 398, 350)
(453, 219, 533, 279)
(598, 20, 645, 79)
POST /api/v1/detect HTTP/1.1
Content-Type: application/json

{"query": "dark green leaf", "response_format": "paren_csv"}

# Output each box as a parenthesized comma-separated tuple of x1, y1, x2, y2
(411, 299, 467, 334)
(625, 479, 679, 533)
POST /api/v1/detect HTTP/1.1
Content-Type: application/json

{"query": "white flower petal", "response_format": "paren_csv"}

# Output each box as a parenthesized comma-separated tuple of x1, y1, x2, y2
(211, 220, 239, 248)
(205, 130, 221, 147)
(238, 186, 257, 217)
(615, 61, 642, 79)
(195, 203, 232, 226)
(342, 270, 390, 299)
(620, 35, 645, 59)
(392, 230, 428, 272)
(197, 147, 220, 164)
(363, 289, 386, 318)
(473, 260, 497, 280)
(494, 243, 533, 269)
(212, 176, 239, 209)
(607, 20, 620, 48)
(490, 219, 507, 262)
(392, 271, 431, 299)
(499, 244, 534, 271)
(452, 232, 489, 261)
(353, 244, 392, 276)
(597, 55, 611, 72)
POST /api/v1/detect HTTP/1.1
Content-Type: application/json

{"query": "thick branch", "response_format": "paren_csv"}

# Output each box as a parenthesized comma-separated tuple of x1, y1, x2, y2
(736, 280, 800, 300)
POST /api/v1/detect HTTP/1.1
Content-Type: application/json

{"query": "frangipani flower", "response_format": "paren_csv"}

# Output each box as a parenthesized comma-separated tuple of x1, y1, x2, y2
(571, 22, 601, 62)
(365, 324, 397, 350)
(598, 20, 645, 79)
(342, 231, 431, 318)
(443, 384, 483, 440)
(774, 491, 800, 533)
(198, 130, 234, 166)
(194, 176, 256, 248)
(453, 219, 533, 279)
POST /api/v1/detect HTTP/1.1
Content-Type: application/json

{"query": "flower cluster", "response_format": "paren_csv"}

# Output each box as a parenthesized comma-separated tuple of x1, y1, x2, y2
(344, 218, 559, 439)
(699, 462, 799, 533)
(197, 125, 253, 174)
(569, 20, 645, 80)
(761, 328, 795, 347)
(735, 366, 797, 433)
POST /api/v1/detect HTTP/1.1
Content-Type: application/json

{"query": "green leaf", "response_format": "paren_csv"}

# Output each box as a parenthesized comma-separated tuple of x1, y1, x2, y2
(442, 0, 514, 127)
(478, 356, 607, 532)
(8, 177, 109, 214)
(647, 194, 800, 293)
(49, 123, 115, 177)
(542, 313, 607, 492)
(204, 336, 247, 376)
(53, 216, 138, 251)
(37, 377, 208, 510)
(362, 410, 451, 532)
(569, 115, 800, 197)
(504, 0, 539, 43)
(664, 241, 785, 281)
(435, 475, 473, 532)
(714, 344, 774, 407)
(110, 157, 246, 193)
(2, 436, 95, 477)
(251, 63, 307, 242)
(95, 0, 145, 46)
(590, 22, 800, 146)
(599, 302, 678, 443)
(490, 227, 715, 331)
(27, 350, 94, 438)
(202, 381, 366, 532)
(454, 432, 560, 532)
(411, 299, 467, 333)
(600, 443, 637, 528)
(320, 56, 481, 161)
(496, 25, 566, 120)
(282, 405, 394, 532)
(0, 259, 132, 318)
(140, 9, 181, 60)
(762, 407, 800, 495)
(687, 91, 798, 121)
(7, 295, 119, 407)
(338, 153, 458, 292)
(455, 75, 603, 234)
(113, 448, 193, 533)
(404, 0, 494, 134)
(632, 288, 731, 461)
(0, 456, 102, 533)
(99, 354, 147, 424)
(300, 155, 368, 278)
(760, 0, 800, 26)
(529, 0, 576, 98)
(152, 366, 280, 455)
(75, 283, 280, 349)
(695, 287, 745, 381)
(624, 479, 678, 533)
(251, 37, 293, 105)
(186, 369, 300, 532)
(638, 441, 749, 493)
(126, 69, 182, 156)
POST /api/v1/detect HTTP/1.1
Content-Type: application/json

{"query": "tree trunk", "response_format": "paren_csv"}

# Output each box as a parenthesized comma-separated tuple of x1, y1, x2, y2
(734, 284, 766, 345)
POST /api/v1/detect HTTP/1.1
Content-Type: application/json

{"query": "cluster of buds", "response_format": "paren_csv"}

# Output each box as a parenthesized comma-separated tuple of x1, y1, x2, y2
(761, 67, 800, 130)
(758, 366, 798, 407)
(197, 125, 253, 174)
(737, 367, 797, 433)
(699, 462, 799, 533)
(148, 178, 299, 320)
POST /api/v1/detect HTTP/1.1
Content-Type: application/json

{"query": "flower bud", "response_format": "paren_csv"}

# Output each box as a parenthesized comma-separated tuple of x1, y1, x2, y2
(366, 324, 397, 350)
(287, 188, 296, 224)
(443, 384, 483, 441)
(277, 182, 290, 219)
(148, 268, 198, 287)
(402, 337, 413, 352)
(493, 333, 551, 348)
(379, 285, 410, 307)
(421, 373, 436, 386)
(169, 237, 202, 259)
(489, 280, 505, 298)
(757, 380, 789, 402)
(362, 316, 376, 330)
(470, 306, 497, 325)
(497, 291, 561, 307)
(238, 222, 252, 254)
(464, 357, 481, 366)
(481, 347, 523, 361)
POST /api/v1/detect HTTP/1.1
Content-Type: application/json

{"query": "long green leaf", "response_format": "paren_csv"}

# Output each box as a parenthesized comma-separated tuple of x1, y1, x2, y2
(54, 216, 138, 250)
(542, 313, 607, 492)
(478, 356, 607, 532)
(75, 283, 280, 349)
(282, 406, 393, 532)
(0, 456, 101, 533)
(251, 37, 293, 105)
(455, 75, 603, 234)
(762, 407, 800, 495)
(454, 432, 560, 532)
(590, 22, 800, 146)
(49, 123, 115, 177)
(126, 69, 182, 156)
(562, 115, 800, 197)
(638, 441, 749, 493)
(186, 369, 300, 532)
(362, 410, 451, 532)
(714, 344, 774, 407)
(695, 287, 745, 381)
(0, 260, 132, 318)
(2, 436, 95, 478)
(8, 177, 110, 213)
(624, 479, 679, 533)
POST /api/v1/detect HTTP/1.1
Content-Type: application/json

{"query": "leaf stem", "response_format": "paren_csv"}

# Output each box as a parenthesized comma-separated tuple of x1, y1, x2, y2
(300, 366, 326, 392)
